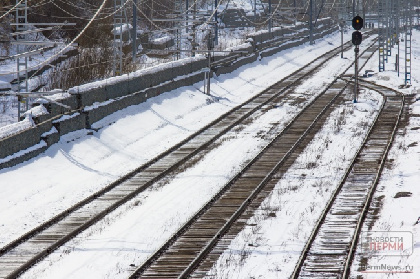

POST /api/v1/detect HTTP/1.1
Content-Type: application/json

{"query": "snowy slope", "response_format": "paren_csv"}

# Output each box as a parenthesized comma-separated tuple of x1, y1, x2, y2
(19, 34, 382, 279)
(0, 27, 418, 279)
(348, 30, 420, 278)
(0, 30, 350, 247)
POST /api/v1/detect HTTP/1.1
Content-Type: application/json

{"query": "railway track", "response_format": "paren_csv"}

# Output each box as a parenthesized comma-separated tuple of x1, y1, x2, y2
(128, 42, 378, 278)
(290, 80, 405, 279)
(0, 35, 375, 279)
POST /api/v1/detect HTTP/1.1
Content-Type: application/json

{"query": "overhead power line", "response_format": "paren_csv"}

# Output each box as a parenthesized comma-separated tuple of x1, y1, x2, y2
(0, 0, 25, 20)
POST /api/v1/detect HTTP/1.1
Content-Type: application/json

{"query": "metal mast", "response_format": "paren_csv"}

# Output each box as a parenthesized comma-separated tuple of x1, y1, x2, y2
(404, 0, 412, 86)
(396, 0, 401, 76)
(385, 0, 391, 57)
(309, 0, 313, 44)
(174, 0, 183, 60)
(15, 0, 28, 120)
(214, 0, 218, 46)
(378, 0, 386, 71)
(192, 0, 197, 56)
(113, 0, 125, 76)
(132, 0, 137, 62)
(268, 0, 272, 33)
(338, 0, 347, 21)
(390, 0, 396, 46)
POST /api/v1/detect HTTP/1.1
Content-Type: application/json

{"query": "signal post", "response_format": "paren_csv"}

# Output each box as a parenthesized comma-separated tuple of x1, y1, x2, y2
(352, 16, 363, 103)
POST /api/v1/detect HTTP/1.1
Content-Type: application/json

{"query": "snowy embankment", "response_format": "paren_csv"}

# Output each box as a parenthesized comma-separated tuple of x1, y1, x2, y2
(17, 34, 376, 278)
(348, 30, 420, 278)
(0, 30, 354, 251)
(204, 89, 383, 278)
(4, 27, 418, 279)
(207, 30, 420, 278)
(0, 116, 34, 139)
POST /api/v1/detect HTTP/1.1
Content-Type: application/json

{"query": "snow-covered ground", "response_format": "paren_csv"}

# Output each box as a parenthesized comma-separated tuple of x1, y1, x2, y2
(347, 30, 420, 278)
(17, 33, 379, 279)
(204, 87, 383, 279)
(0, 26, 419, 279)
(205, 30, 420, 278)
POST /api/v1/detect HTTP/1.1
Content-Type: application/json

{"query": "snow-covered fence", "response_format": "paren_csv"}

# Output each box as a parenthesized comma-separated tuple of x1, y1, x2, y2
(0, 19, 337, 170)
(0, 117, 52, 169)
(259, 19, 337, 59)
(212, 18, 336, 75)
(67, 56, 208, 108)
(248, 18, 334, 51)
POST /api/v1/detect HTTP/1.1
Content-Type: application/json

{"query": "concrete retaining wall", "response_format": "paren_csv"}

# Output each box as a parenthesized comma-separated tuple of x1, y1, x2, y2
(0, 21, 338, 170)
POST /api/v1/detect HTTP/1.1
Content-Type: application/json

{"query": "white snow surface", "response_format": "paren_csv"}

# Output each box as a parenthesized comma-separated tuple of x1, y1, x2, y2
(112, 23, 132, 35)
(0, 80, 11, 90)
(347, 30, 420, 279)
(0, 28, 418, 279)
(0, 115, 34, 139)
(205, 89, 383, 279)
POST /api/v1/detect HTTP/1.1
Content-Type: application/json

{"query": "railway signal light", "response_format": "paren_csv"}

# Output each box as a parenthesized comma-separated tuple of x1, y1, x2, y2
(352, 31, 363, 46)
(351, 16, 364, 103)
(352, 16, 364, 30)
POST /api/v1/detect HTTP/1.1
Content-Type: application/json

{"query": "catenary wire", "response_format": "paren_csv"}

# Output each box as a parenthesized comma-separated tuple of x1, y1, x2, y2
(0, 0, 25, 20)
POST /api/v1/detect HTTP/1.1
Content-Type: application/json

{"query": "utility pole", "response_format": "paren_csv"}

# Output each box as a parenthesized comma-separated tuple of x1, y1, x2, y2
(378, 0, 386, 71)
(352, 0, 355, 18)
(386, 0, 391, 58)
(268, 0, 272, 33)
(204, 29, 213, 95)
(113, 0, 125, 76)
(309, 0, 313, 44)
(404, 0, 412, 86)
(340, 21, 344, 58)
(214, 0, 218, 46)
(207, 39, 211, 95)
(186, 0, 189, 33)
(132, 0, 137, 62)
(192, 1, 197, 56)
(15, 0, 28, 120)
(395, 0, 400, 76)
(174, 0, 183, 60)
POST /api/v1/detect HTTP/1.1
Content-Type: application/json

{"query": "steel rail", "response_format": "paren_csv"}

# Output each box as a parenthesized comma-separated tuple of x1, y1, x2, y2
(179, 81, 347, 279)
(290, 82, 404, 278)
(290, 87, 385, 279)
(289, 43, 380, 278)
(131, 68, 349, 279)
(342, 80, 405, 278)
(130, 39, 379, 279)
(184, 39, 381, 279)
(0, 29, 362, 279)
(0, 32, 353, 258)
(0, 29, 355, 259)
